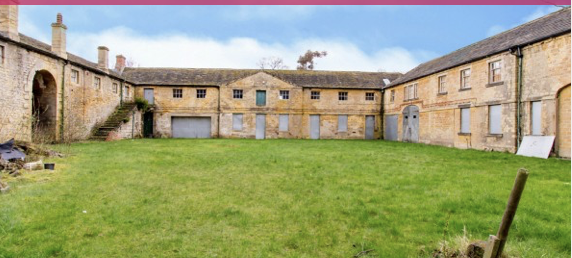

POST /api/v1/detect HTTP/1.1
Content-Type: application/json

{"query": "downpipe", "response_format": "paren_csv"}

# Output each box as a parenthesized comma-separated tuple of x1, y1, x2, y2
(510, 47, 523, 150)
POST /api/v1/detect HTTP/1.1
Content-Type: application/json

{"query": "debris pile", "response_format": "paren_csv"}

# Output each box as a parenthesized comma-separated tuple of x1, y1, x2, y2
(0, 138, 63, 194)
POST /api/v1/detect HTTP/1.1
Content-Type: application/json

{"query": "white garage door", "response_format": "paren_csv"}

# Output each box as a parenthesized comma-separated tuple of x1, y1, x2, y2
(171, 117, 212, 138)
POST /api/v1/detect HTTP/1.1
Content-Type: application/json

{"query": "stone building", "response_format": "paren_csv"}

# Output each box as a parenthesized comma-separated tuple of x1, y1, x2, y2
(0, 5, 570, 157)
(383, 8, 571, 158)
(124, 68, 399, 139)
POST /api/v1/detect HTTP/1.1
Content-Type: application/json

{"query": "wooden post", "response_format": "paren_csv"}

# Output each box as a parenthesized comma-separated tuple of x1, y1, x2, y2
(490, 168, 529, 258)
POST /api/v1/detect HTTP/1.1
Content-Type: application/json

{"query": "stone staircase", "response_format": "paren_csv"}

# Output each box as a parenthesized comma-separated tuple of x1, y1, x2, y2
(90, 102, 137, 141)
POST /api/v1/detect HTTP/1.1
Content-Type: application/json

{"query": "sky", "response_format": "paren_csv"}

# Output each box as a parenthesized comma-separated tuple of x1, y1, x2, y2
(18, 5, 561, 73)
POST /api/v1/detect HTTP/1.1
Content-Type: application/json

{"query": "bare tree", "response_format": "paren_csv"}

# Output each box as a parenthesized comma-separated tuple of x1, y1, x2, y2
(296, 50, 327, 70)
(126, 57, 138, 68)
(257, 56, 289, 70)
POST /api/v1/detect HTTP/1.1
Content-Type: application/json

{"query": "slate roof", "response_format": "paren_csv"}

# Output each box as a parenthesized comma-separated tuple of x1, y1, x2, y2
(387, 7, 571, 88)
(122, 67, 401, 89)
(5, 33, 123, 78)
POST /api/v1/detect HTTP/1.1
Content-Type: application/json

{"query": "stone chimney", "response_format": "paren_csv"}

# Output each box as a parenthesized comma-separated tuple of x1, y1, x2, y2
(51, 13, 67, 58)
(115, 54, 126, 72)
(0, 5, 19, 41)
(97, 46, 109, 71)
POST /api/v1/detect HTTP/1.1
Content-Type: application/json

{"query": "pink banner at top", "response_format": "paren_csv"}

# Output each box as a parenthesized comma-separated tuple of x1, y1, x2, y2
(1, 0, 571, 4)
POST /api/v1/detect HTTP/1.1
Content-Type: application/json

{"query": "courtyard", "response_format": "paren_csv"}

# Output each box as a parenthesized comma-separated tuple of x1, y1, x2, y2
(0, 139, 570, 257)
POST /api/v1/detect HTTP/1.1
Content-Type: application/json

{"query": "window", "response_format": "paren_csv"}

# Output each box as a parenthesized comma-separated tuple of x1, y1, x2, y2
(279, 90, 290, 100)
(438, 75, 447, 94)
(94, 77, 101, 89)
(489, 105, 502, 134)
(460, 69, 471, 89)
(112, 83, 118, 94)
(124, 86, 130, 98)
(338, 92, 348, 101)
(173, 89, 183, 98)
(365, 92, 375, 101)
(0, 45, 4, 64)
(390, 90, 395, 103)
(404, 83, 418, 100)
(489, 61, 502, 83)
(232, 113, 243, 131)
(71, 69, 80, 84)
(233, 89, 243, 99)
(256, 90, 266, 106)
(460, 108, 470, 133)
(197, 89, 206, 98)
(279, 114, 289, 132)
(531, 101, 542, 135)
(311, 91, 320, 100)
(338, 115, 348, 132)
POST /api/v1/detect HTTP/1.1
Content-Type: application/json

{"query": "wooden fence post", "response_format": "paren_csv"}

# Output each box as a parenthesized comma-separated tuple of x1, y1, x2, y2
(485, 168, 529, 258)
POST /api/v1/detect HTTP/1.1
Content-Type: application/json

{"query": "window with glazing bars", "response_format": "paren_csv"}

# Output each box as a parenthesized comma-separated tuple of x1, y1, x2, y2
(233, 89, 243, 99)
(365, 92, 375, 101)
(279, 90, 289, 100)
(311, 91, 320, 100)
(460, 69, 471, 89)
(338, 92, 348, 101)
(489, 61, 501, 83)
(197, 89, 206, 98)
(438, 75, 447, 93)
(173, 89, 183, 98)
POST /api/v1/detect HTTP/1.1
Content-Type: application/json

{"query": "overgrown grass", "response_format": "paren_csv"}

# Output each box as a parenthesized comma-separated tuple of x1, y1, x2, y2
(0, 139, 569, 257)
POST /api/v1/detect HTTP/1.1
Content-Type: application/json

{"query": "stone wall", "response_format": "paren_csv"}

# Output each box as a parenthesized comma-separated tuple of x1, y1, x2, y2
(384, 33, 571, 156)
(107, 107, 142, 140)
(0, 38, 123, 143)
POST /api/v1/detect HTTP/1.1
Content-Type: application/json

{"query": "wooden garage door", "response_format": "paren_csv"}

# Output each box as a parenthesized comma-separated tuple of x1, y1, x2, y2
(171, 117, 212, 138)
(557, 86, 570, 158)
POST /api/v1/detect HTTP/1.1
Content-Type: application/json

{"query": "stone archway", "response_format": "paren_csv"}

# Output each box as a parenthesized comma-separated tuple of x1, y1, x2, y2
(32, 70, 58, 143)
(556, 85, 570, 158)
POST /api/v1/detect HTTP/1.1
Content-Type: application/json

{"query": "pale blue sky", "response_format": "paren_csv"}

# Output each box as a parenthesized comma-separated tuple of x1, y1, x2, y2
(18, 5, 560, 72)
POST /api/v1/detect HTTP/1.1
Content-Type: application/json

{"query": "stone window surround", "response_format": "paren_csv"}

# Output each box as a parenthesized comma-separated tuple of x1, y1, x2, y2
(196, 89, 207, 99)
(279, 90, 290, 100)
(404, 83, 418, 101)
(488, 60, 502, 84)
(112, 82, 118, 94)
(173, 88, 183, 99)
(460, 68, 471, 90)
(365, 92, 375, 101)
(71, 69, 80, 84)
(233, 89, 243, 99)
(93, 76, 101, 89)
(458, 104, 471, 135)
(438, 74, 447, 94)
(389, 90, 395, 103)
(310, 91, 320, 100)
(338, 91, 348, 101)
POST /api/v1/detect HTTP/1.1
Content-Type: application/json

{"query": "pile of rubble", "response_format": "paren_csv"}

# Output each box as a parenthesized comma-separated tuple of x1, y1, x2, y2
(0, 139, 63, 193)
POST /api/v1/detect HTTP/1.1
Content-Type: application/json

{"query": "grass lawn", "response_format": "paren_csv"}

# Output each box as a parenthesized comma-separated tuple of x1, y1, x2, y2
(0, 139, 570, 257)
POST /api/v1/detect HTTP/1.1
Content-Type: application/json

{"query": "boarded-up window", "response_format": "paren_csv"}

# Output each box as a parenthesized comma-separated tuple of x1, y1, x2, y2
(460, 108, 470, 133)
(256, 90, 266, 106)
(489, 105, 502, 134)
(531, 101, 542, 135)
(279, 114, 289, 132)
(338, 115, 348, 132)
(232, 113, 243, 131)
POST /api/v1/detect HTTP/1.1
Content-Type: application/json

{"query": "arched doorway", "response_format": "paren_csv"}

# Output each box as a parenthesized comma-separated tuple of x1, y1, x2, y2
(556, 85, 570, 158)
(32, 70, 58, 143)
(402, 105, 419, 143)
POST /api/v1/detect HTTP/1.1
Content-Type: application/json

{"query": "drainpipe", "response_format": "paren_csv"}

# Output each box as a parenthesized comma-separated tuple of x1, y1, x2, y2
(511, 47, 523, 149)
(59, 61, 68, 142)
(120, 80, 124, 106)
(380, 88, 385, 140)
(217, 86, 221, 138)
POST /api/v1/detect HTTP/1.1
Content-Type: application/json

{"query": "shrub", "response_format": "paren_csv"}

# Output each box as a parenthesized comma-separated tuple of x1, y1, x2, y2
(134, 97, 149, 113)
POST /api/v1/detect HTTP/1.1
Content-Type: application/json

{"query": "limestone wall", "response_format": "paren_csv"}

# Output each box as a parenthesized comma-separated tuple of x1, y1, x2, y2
(384, 33, 571, 155)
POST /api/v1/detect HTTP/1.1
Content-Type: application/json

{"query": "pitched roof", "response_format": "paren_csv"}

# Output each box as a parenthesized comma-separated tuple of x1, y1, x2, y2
(9, 33, 122, 78)
(122, 67, 402, 89)
(387, 7, 571, 88)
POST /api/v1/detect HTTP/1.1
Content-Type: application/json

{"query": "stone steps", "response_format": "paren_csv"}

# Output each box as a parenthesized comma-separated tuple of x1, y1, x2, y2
(89, 102, 136, 141)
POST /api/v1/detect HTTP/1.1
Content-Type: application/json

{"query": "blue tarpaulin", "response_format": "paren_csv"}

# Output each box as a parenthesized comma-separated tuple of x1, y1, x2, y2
(0, 139, 26, 161)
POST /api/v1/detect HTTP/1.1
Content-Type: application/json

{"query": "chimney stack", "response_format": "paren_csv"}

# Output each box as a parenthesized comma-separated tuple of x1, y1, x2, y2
(115, 54, 126, 73)
(97, 46, 109, 71)
(0, 5, 19, 41)
(51, 13, 67, 58)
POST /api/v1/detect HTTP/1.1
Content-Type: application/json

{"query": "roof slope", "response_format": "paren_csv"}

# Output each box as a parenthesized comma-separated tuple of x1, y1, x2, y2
(387, 7, 571, 88)
(122, 67, 402, 89)
(14, 34, 122, 78)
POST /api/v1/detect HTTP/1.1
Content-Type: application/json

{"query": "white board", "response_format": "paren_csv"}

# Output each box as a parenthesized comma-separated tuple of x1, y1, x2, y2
(516, 136, 555, 159)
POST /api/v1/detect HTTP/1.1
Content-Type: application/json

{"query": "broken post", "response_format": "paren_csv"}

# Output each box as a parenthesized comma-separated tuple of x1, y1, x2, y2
(484, 168, 529, 258)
